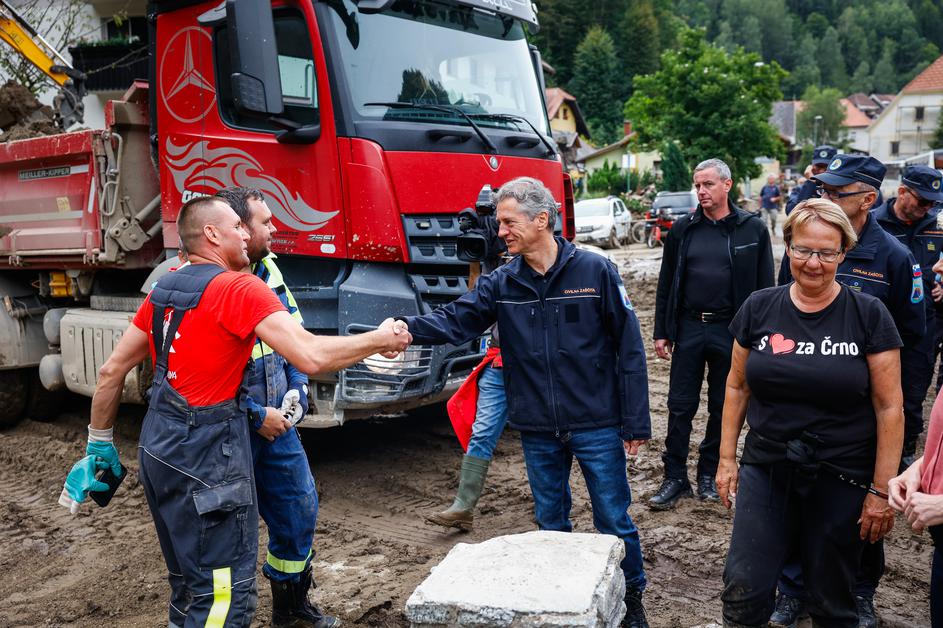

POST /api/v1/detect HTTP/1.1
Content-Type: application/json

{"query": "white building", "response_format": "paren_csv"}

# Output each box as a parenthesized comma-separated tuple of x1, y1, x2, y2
(2, 0, 147, 130)
(867, 56, 943, 163)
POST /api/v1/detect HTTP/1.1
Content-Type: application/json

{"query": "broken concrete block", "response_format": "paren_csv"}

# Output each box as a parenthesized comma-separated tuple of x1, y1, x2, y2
(406, 530, 626, 627)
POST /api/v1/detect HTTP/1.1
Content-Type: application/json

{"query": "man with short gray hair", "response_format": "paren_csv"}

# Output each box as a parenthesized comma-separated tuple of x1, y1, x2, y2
(398, 176, 653, 627)
(652, 158, 774, 509)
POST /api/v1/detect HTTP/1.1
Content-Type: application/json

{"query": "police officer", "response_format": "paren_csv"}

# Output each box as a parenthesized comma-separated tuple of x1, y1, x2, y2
(60, 197, 410, 627)
(651, 158, 774, 509)
(873, 166, 943, 469)
(773, 155, 921, 628)
(785, 145, 837, 215)
(215, 188, 339, 628)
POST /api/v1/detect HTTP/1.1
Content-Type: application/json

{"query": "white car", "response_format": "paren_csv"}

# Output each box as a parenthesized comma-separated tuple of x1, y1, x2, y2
(574, 196, 632, 249)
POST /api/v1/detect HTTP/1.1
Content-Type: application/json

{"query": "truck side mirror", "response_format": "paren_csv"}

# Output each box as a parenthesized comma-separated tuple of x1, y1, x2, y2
(225, 0, 284, 116)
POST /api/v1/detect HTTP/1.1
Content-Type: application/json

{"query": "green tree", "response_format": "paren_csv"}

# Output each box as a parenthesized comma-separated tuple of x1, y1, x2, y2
(570, 27, 624, 145)
(849, 61, 873, 93)
(796, 85, 846, 145)
(782, 33, 820, 98)
(619, 0, 661, 93)
(527, 0, 586, 84)
(586, 160, 626, 196)
(812, 26, 848, 90)
(660, 141, 691, 191)
(624, 28, 785, 184)
(872, 39, 898, 93)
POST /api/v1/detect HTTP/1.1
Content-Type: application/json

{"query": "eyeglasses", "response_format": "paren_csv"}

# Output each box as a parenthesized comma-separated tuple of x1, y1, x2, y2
(904, 187, 934, 209)
(789, 245, 843, 263)
(816, 186, 870, 200)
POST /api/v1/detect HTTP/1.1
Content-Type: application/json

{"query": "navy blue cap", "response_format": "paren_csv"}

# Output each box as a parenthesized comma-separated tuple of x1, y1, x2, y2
(812, 154, 886, 189)
(811, 145, 837, 166)
(902, 165, 943, 202)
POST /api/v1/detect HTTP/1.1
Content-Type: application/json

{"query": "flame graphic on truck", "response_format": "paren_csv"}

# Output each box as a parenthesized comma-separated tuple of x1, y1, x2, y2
(164, 138, 339, 231)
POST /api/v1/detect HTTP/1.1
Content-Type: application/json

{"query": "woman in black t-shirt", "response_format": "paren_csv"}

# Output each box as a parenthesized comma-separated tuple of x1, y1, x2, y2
(716, 199, 904, 627)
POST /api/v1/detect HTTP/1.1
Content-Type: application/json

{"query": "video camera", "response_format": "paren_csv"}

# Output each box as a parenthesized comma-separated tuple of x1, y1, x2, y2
(456, 184, 507, 268)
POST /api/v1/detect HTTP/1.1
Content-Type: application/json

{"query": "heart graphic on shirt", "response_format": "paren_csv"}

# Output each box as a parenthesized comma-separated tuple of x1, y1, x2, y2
(770, 333, 796, 355)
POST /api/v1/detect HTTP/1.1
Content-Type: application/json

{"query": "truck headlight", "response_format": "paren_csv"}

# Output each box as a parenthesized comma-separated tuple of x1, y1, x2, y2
(363, 348, 424, 375)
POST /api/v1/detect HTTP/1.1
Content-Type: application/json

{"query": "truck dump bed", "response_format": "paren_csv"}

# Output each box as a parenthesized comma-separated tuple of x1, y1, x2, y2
(0, 82, 161, 270)
(0, 130, 105, 267)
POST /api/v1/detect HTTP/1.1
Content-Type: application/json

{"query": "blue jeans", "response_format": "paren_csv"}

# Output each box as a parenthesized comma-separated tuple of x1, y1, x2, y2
(466, 365, 508, 460)
(520, 427, 646, 593)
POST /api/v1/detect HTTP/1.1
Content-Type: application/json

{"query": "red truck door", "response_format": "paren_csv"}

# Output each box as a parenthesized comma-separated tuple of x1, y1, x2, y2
(155, 1, 346, 258)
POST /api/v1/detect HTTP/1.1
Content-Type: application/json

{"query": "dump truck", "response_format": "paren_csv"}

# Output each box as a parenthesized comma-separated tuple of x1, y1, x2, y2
(0, 0, 573, 427)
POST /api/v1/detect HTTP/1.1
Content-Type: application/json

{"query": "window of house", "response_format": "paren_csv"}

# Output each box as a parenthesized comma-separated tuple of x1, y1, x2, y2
(214, 7, 318, 132)
(891, 141, 900, 155)
(562, 107, 569, 120)
(105, 16, 149, 44)
(916, 107, 925, 121)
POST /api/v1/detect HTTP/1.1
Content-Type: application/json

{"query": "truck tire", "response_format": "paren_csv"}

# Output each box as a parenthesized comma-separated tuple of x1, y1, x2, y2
(0, 370, 28, 428)
(26, 369, 71, 422)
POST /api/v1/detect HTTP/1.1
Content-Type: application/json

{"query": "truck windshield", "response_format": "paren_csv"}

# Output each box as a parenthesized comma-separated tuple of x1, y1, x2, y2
(322, 0, 548, 134)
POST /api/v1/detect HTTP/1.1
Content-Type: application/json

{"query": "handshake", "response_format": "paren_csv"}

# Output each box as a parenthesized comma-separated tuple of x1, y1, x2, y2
(376, 317, 412, 358)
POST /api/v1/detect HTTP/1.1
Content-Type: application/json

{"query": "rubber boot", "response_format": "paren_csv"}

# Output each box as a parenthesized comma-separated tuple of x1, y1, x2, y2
(425, 454, 490, 531)
(268, 565, 341, 628)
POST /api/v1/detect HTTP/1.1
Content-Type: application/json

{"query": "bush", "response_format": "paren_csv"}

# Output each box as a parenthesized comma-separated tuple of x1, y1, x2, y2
(586, 160, 626, 196)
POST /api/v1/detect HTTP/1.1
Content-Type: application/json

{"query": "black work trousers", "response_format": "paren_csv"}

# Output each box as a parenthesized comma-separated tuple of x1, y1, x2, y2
(663, 316, 731, 480)
(722, 464, 866, 628)
(903, 313, 936, 447)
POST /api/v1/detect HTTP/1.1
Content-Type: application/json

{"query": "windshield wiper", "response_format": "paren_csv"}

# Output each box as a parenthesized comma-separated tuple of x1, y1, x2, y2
(469, 112, 556, 157)
(364, 101, 498, 154)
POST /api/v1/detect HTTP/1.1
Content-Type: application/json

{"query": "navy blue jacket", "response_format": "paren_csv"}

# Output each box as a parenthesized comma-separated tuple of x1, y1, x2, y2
(401, 237, 651, 440)
(654, 203, 775, 342)
(785, 179, 818, 215)
(779, 213, 926, 347)
(873, 198, 943, 318)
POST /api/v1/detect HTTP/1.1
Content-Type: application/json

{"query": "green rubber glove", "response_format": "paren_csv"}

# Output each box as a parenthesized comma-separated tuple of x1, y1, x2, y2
(86, 441, 122, 478)
(61, 455, 109, 505)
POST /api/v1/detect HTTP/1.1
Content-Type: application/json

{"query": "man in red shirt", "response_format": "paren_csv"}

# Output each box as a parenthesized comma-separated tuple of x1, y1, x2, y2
(60, 196, 410, 627)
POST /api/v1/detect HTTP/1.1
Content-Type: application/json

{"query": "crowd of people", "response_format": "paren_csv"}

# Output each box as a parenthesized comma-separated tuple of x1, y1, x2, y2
(55, 154, 943, 628)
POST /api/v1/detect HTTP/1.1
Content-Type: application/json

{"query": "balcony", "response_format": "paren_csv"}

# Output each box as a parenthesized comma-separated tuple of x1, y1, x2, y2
(68, 41, 148, 92)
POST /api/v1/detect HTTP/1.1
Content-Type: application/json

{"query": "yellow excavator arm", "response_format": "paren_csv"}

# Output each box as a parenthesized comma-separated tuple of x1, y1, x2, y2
(0, 0, 86, 127)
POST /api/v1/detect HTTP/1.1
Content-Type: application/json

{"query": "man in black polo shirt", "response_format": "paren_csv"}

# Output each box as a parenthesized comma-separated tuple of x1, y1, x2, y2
(651, 158, 775, 509)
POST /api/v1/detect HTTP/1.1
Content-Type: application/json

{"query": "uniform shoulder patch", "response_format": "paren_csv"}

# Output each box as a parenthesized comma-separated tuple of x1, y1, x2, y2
(618, 283, 634, 310)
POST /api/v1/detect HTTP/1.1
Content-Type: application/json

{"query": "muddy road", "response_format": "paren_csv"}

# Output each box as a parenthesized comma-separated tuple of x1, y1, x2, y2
(0, 243, 934, 627)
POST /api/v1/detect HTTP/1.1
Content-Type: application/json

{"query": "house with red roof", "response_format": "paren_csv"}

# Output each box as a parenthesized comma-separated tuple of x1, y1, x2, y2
(866, 55, 943, 162)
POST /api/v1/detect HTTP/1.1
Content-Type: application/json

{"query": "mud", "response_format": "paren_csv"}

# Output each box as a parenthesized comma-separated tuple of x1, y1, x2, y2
(0, 243, 934, 627)
(0, 81, 58, 142)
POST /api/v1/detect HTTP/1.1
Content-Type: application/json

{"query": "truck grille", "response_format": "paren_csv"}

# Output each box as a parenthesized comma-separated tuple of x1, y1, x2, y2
(339, 344, 434, 403)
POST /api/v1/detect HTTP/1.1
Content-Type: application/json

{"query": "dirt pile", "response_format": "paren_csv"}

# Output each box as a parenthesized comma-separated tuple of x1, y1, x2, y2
(0, 80, 59, 142)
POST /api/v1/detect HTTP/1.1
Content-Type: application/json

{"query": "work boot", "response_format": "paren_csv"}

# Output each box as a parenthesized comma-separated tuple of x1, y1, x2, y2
(769, 592, 804, 628)
(268, 566, 341, 628)
(621, 589, 649, 628)
(855, 595, 877, 628)
(425, 455, 490, 531)
(648, 478, 692, 510)
(696, 474, 719, 501)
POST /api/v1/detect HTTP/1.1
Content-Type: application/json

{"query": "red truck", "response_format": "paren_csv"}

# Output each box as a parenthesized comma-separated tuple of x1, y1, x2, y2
(0, 0, 572, 427)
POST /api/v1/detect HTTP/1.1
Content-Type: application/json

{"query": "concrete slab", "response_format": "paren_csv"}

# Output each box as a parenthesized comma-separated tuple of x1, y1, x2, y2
(406, 530, 626, 627)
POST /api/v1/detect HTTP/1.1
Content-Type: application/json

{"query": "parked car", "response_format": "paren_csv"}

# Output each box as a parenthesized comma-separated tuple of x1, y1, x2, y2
(645, 191, 698, 247)
(574, 196, 633, 249)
